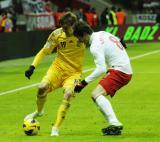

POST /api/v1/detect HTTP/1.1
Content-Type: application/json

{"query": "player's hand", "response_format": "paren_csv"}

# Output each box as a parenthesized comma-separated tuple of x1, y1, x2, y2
(25, 65, 35, 79)
(74, 80, 88, 93)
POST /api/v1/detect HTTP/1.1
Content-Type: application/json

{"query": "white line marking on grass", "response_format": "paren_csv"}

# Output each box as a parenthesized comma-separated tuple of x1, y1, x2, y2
(0, 49, 160, 96)
(0, 83, 39, 96)
(83, 68, 95, 73)
(130, 50, 160, 60)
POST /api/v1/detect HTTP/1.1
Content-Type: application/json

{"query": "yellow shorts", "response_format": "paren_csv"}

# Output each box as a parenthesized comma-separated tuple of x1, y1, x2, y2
(41, 64, 81, 93)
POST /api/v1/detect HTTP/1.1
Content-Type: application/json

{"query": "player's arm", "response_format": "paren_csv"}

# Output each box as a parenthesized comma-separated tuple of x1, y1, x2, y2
(25, 32, 57, 79)
(85, 49, 106, 82)
(75, 44, 106, 93)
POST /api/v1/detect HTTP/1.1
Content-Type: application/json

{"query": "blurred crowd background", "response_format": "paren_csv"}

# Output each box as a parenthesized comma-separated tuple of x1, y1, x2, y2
(0, 0, 160, 32)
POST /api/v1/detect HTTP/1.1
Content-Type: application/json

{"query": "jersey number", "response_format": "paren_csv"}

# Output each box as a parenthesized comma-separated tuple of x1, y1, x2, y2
(109, 36, 123, 50)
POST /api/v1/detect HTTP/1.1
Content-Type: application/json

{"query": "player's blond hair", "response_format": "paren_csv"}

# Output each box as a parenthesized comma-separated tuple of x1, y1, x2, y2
(60, 12, 77, 26)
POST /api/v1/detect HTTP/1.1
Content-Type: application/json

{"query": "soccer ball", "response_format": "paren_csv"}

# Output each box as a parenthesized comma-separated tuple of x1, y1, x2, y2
(23, 119, 40, 136)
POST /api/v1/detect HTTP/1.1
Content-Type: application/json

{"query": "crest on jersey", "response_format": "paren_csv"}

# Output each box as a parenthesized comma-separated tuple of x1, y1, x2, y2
(60, 42, 66, 48)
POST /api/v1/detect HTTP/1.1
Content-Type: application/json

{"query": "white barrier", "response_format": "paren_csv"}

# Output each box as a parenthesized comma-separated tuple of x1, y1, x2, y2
(26, 13, 55, 31)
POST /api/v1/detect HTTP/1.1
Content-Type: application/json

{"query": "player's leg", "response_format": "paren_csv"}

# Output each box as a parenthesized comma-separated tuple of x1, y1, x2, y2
(52, 89, 71, 128)
(51, 73, 81, 136)
(92, 69, 132, 135)
(36, 82, 50, 113)
(24, 66, 62, 120)
(91, 85, 123, 135)
(91, 85, 122, 126)
(24, 82, 50, 120)
(51, 94, 70, 136)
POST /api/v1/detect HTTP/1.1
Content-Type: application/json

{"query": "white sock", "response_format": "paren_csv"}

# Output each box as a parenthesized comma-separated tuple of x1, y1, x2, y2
(35, 110, 44, 116)
(95, 95, 120, 125)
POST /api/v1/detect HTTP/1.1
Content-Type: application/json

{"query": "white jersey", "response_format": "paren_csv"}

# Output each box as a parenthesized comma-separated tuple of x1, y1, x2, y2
(85, 31, 133, 83)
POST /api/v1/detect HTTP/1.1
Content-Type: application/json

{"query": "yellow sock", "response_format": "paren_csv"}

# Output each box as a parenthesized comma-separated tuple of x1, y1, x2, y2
(54, 100, 70, 128)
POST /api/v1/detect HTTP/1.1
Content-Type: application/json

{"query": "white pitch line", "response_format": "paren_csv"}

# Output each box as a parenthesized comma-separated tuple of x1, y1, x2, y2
(130, 50, 160, 60)
(0, 83, 39, 96)
(0, 49, 160, 96)
(82, 68, 95, 73)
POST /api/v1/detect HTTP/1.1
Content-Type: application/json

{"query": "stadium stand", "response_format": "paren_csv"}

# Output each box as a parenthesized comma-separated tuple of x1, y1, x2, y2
(0, 0, 160, 60)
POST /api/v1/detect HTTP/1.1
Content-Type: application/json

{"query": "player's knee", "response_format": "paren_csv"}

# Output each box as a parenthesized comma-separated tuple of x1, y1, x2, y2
(91, 88, 104, 101)
(91, 91, 100, 101)
(91, 85, 106, 101)
(37, 83, 49, 97)
(64, 89, 73, 101)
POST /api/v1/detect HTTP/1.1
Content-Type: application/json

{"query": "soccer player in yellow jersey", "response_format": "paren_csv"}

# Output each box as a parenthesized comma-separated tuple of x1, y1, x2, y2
(24, 12, 85, 136)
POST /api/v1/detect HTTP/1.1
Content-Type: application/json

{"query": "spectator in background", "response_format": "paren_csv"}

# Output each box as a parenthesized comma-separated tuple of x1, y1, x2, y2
(84, 7, 98, 28)
(44, 0, 53, 13)
(76, 8, 85, 22)
(84, 8, 93, 27)
(0, 11, 13, 32)
(9, 8, 17, 32)
(116, 8, 126, 25)
(109, 6, 117, 26)
(54, 8, 65, 27)
(100, 7, 109, 27)
(90, 7, 98, 28)
(0, 12, 6, 32)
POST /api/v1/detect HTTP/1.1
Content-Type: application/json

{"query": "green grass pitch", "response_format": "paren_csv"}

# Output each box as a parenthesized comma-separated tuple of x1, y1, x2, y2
(0, 42, 160, 142)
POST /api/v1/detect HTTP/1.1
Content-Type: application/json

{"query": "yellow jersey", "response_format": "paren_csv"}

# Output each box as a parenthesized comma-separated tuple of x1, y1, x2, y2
(32, 28, 85, 72)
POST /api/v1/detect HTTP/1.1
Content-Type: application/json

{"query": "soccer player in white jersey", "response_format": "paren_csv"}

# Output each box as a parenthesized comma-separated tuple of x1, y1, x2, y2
(73, 21, 132, 135)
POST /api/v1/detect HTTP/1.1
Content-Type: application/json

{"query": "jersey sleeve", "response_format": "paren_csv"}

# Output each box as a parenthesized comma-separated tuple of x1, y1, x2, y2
(85, 44, 107, 83)
(31, 30, 58, 67)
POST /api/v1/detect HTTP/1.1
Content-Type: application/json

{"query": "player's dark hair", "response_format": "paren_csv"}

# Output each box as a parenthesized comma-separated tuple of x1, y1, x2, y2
(60, 12, 77, 26)
(73, 21, 93, 37)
